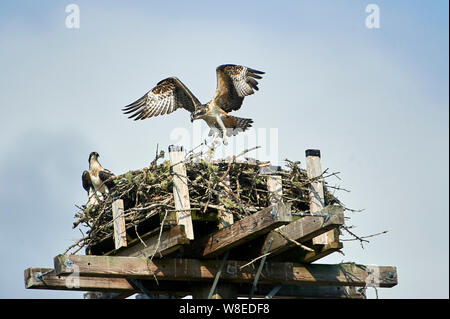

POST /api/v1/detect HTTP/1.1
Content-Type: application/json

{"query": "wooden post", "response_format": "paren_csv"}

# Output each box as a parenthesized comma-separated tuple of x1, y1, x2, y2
(267, 175, 283, 204)
(169, 145, 194, 240)
(306, 149, 335, 245)
(112, 199, 127, 249)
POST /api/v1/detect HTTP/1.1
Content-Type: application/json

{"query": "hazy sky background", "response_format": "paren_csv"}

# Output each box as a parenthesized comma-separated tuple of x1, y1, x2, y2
(0, 0, 448, 298)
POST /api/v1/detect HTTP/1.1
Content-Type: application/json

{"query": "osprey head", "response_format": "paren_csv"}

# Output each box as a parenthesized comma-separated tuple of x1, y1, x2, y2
(89, 151, 99, 163)
(191, 108, 207, 122)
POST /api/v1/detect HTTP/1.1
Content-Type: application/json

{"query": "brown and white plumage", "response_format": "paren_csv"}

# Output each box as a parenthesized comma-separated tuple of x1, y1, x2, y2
(122, 77, 200, 120)
(82, 170, 101, 208)
(122, 64, 264, 144)
(83, 152, 115, 197)
(212, 64, 263, 113)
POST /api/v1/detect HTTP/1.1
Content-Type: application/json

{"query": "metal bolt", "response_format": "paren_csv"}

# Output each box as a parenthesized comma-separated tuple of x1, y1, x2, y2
(226, 265, 237, 275)
(64, 258, 74, 268)
(271, 207, 278, 219)
(385, 271, 395, 280)
(35, 272, 43, 282)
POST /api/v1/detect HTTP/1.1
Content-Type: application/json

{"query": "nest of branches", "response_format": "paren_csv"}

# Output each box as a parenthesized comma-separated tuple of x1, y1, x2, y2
(69, 149, 346, 255)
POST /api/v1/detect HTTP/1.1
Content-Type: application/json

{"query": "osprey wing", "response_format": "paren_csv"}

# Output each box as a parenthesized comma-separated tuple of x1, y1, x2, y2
(82, 170, 92, 193)
(98, 169, 115, 191)
(122, 77, 201, 120)
(212, 64, 264, 113)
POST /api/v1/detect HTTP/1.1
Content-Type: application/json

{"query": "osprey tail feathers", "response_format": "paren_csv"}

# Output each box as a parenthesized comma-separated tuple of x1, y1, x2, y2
(210, 115, 253, 137)
(229, 116, 253, 135)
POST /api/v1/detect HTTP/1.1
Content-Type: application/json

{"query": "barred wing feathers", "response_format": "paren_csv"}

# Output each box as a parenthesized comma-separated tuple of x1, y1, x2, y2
(212, 64, 264, 113)
(122, 77, 201, 120)
(82, 170, 92, 193)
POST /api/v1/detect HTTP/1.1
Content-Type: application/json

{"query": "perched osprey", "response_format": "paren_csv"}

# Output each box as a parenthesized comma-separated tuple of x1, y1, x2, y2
(82, 152, 115, 198)
(122, 64, 264, 144)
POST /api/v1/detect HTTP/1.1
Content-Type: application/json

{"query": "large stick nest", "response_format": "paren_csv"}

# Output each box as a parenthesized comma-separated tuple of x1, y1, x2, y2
(69, 152, 345, 255)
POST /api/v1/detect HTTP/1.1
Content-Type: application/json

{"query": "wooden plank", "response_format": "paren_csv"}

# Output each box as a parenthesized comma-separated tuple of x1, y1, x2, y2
(266, 175, 283, 205)
(169, 145, 194, 240)
(306, 149, 326, 245)
(306, 149, 338, 246)
(25, 268, 187, 297)
(24, 267, 135, 293)
(111, 225, 189, 258)
(53, 255, 398, 288)
(260, 165, 283, 205)
(261, 205, 344, 257)
(111, 199, 127, 249)
(189, 202, 292, 258)
(25, 268, 367, 298)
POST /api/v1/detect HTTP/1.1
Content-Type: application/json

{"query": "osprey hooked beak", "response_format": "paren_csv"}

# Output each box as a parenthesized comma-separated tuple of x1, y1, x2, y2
(191, 108, 206, 122)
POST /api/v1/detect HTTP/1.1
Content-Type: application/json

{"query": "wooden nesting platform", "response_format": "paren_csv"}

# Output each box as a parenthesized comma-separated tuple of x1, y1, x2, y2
(24, 147, 398, 299)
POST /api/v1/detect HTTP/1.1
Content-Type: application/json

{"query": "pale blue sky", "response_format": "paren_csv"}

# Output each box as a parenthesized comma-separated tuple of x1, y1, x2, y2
(0, 1, 448, 298)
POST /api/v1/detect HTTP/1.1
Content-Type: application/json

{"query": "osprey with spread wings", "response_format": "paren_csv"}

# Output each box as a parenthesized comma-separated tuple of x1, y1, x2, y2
(122, 64, 264, 144)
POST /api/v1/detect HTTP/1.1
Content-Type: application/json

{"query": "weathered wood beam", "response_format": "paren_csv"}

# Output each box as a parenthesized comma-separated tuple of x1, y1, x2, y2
(112, 199, 127, 249)
(169, 145, 194, 240)
(109, 225, 189, 258)
(305, 149, 342, 264)
(188, 202, 292, 258)
(262, 165, 283, 205)
(261, 205, 344, 258)
(52, 255, 397, 288)
(25, 268, 189, 297)
(24, 267, 136, 293)
(306, 149, 329, 245)
(25, 268, 368, 298)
